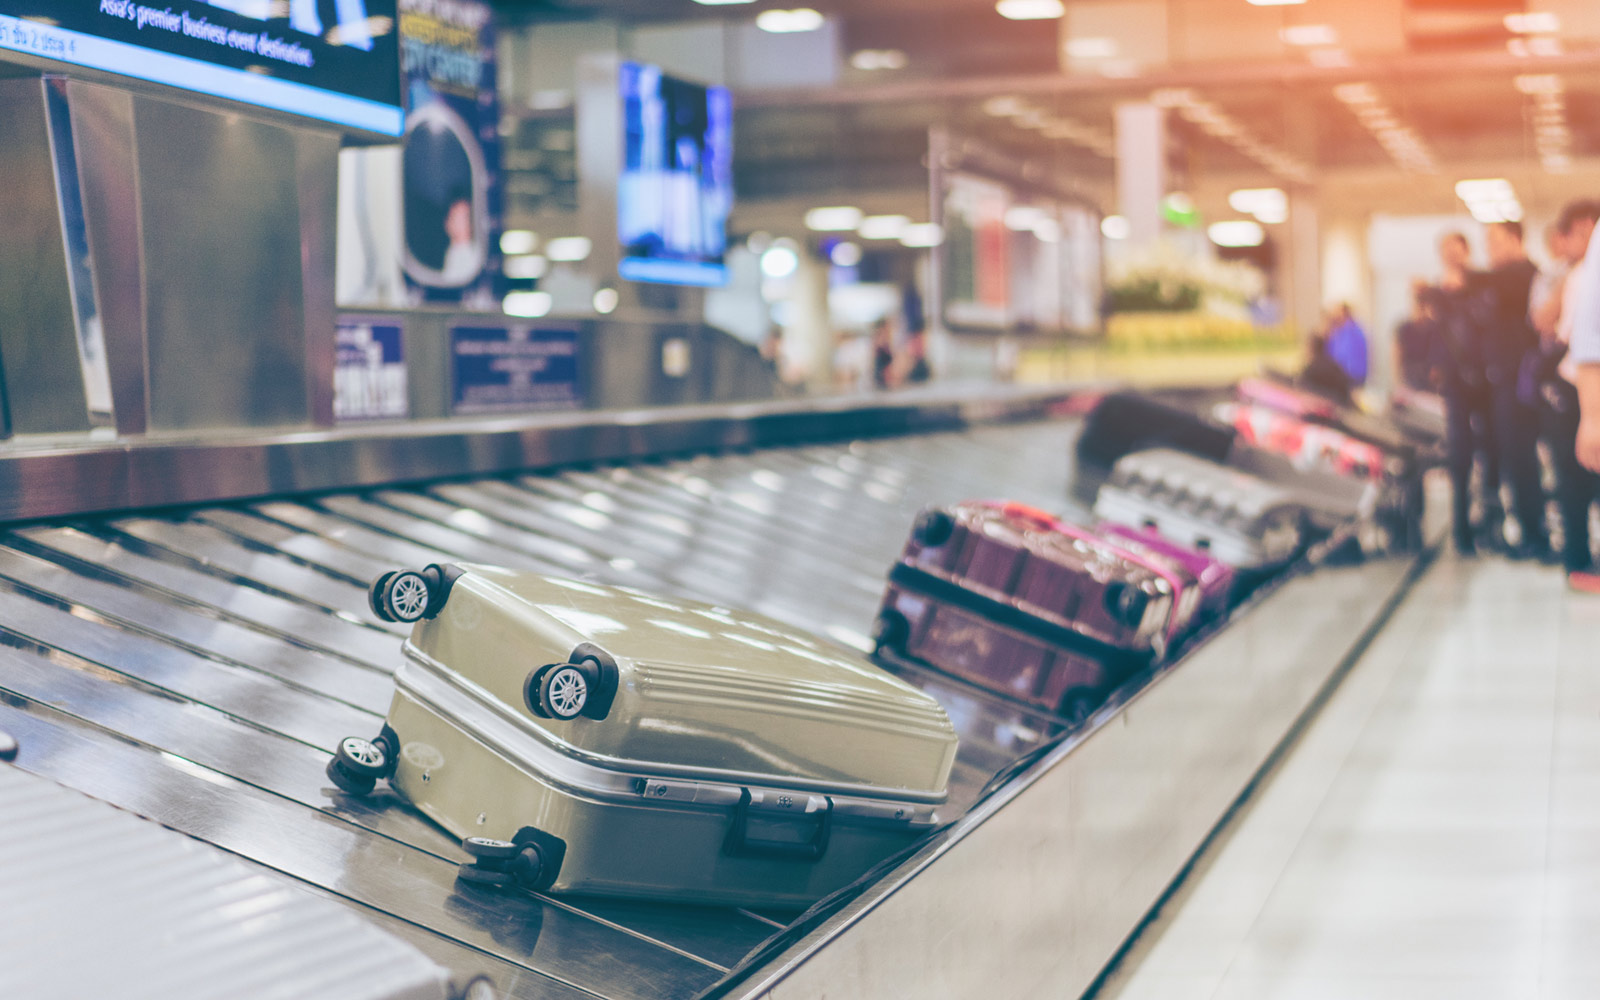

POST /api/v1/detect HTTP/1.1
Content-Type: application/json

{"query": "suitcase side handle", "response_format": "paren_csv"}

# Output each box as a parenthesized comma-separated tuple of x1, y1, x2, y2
(723, 789, 833, 863)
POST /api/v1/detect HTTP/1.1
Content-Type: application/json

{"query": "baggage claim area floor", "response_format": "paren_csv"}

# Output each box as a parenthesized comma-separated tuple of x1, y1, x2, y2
(0, 391, 1460, 1000)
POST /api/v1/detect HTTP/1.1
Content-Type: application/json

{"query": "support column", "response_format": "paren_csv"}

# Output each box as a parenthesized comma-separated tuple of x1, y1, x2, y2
(1115, 102, 1166, 245)
(1287, 187, 1322, 339)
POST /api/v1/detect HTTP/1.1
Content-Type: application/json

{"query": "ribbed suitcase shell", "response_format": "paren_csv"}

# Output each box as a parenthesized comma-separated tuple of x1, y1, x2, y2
(1093, 449, 1308, 568)
(385, 566, 958, 907)
(0, 763, 452, 1000)
(873, 502, 1174, 718)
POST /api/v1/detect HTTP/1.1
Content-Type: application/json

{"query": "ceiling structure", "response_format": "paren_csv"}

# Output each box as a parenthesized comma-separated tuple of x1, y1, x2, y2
(490, 0, 1600, 233)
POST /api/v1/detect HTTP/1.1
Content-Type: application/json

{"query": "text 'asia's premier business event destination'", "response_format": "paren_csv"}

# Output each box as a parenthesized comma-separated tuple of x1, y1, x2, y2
(0, 1, 402, 134)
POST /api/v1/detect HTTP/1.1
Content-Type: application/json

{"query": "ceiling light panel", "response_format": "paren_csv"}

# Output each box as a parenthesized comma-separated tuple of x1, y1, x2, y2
(996, 0, 1066, 21)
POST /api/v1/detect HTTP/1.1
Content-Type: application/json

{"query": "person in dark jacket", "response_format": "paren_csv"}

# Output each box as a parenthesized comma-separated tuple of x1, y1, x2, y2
(1300, 333, 1354, 406)
(1395, 281, 1439, 392)
(1481, 221, 1552, 561)
(1433, 232, 1502, 555)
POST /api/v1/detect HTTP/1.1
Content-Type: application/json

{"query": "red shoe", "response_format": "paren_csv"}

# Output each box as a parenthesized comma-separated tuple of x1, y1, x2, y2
(1568, 569, 1600, 594)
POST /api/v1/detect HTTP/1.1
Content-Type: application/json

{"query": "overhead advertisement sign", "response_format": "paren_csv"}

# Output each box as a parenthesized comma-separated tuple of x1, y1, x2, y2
(399, 0, 501, 307)
(0, 2, 403, 134)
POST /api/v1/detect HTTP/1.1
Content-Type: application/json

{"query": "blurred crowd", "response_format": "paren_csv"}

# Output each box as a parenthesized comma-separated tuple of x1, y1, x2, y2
(1391, 201, 1600, 592)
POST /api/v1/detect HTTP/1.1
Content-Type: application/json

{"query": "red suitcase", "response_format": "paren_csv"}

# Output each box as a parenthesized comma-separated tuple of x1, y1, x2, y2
(1222, 401, 1387, 483)
(872, 502, 1175, 723)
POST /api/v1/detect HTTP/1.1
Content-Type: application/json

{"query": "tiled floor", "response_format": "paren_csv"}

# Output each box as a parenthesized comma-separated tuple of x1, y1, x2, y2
(1094, 550, 1600, 1000)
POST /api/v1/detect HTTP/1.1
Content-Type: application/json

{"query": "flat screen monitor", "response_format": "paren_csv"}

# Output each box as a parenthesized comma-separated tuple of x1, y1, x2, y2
(617, 61, 733, 288)
(0, 1, 403, 135)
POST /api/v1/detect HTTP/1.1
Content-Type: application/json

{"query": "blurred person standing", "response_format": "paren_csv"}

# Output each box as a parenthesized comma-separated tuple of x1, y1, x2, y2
(1324, 304, 1369, 387)
(1300, 333, 1355, 406)
(1432, 232, 1502, 555)
(1575, 219, 1600, 476)
(1395, 281, 1439, 392)
(1481, 221, 1552, 561)
(1537, 201, 1600, 590)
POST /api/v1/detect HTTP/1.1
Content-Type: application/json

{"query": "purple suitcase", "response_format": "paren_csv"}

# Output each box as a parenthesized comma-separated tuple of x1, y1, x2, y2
(1098, 522, 1236, 620)
(872, 502, 1176, 723)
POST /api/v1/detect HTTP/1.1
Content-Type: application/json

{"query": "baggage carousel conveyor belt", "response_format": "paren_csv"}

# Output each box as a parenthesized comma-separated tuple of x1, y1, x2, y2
(0, 417, 1106, 1000)
(0, 412, 1440, 998)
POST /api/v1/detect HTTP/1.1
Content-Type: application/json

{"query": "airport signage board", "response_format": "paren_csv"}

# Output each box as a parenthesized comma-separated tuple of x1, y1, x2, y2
(0, 2, 403, 135)
(450, 324, 581, 415)
(334, 317, 408, 422)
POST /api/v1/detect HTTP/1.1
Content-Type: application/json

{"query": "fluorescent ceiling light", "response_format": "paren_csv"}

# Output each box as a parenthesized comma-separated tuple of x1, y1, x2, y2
(806, 206, 864, 232)
(1065, 37, 1118, 59)
(1149, 88, 1199, 108)
(851, 49, 908, 71)
(1281, 24, 1338, 46)
(500, 230, 538, 256)
(858, 214, 911, 240)
(982, 96, 1029, 117)
(593, 288, 620, 314)
(1505, 12, 1560, 34)
(1229, 187, 1288, 218)
(1515, 74, 1563, 95)
(757, 8, 824, 33)
(503, 291, 553, 318)
(545, 237, 592, 262)
(1004, 206, 1049, 231)
(899, 223, 944, 248)
(1101, 215, 1131, 240)
(1333, 82, 1378, 105)
(761, 243, 801, 279)
(503, 254, 549, 280)
(996, 0, 1065, 20)
(1455, 178, 1514, 203)
(830, 241, 864, 267)
(1208, 221, 1265, 248)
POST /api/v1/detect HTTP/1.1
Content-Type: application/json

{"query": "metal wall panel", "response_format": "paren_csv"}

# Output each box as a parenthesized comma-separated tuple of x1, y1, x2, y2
(0, 78, 89, 436)
(136, 96, 310, 431)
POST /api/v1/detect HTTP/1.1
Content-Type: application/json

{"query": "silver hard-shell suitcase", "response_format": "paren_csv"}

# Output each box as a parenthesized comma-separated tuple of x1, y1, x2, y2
(333, 564, 959, 908)
(0, 747, 467, 1000)
(1093, 449, 1309, 568)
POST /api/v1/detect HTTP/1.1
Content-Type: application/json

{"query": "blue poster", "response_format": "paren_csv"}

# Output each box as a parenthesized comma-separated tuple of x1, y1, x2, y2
(335, 318, 408, 421)
(451, 325, 581, 414)
(399, 0, 501, 307)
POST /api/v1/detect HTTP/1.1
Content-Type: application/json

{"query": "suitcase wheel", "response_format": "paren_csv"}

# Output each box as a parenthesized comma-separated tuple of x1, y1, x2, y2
(462, 837, 520, 861)
(535, 664, 589, 720)
(913, 509, 956, 547)
(1103, 583, 1150, 628)
(368, 571, 397, 621)
(871, 610, 909, 655)
(326, 735, 392, 796)
(1058, 689, 1103, 727)
(376, 570, 433, 623)
(456, 843, 545, 892)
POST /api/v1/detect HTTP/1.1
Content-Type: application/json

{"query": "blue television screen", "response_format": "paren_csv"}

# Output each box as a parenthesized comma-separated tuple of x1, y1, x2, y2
(0, 1, 402, 135)
(618, 62, 733, 287)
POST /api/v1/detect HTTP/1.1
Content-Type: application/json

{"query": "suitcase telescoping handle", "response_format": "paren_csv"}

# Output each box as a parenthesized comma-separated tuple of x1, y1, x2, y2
(723, 789, 833, 863)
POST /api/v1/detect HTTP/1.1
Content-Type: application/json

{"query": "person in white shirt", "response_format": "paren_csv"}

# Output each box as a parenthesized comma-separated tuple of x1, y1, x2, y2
(1546, 201, 1600, 590)
(1573, 215, 1600, 477)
